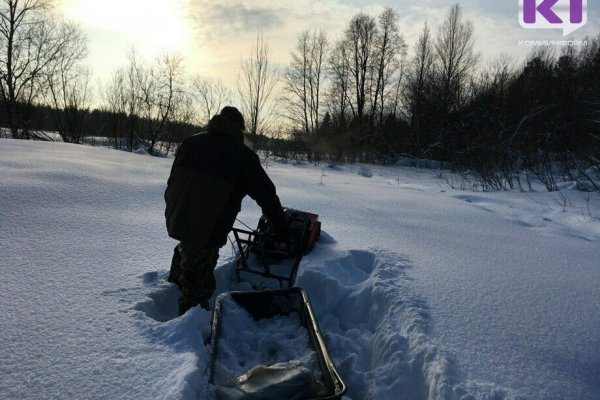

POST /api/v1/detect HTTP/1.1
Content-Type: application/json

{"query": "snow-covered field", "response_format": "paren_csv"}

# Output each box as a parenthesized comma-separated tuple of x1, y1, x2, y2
(1, 139, 599, 400)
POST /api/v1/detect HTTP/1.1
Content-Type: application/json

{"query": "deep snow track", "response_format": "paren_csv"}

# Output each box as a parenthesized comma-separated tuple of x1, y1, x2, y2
(132, 235, 476, 400)
(297, 243, 463, 400)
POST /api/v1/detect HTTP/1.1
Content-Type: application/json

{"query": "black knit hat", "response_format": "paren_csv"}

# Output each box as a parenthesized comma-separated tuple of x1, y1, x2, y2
(219, 106, 245, 132)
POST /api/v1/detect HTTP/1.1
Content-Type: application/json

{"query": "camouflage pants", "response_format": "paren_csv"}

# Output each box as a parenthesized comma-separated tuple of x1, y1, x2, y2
(168, 246, 182, 288)
(175, 243, 219, 315)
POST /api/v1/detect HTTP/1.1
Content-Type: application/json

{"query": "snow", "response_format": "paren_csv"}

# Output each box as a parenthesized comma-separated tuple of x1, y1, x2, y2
(1, 138, 599, 400)
(213, 295, 320, 386)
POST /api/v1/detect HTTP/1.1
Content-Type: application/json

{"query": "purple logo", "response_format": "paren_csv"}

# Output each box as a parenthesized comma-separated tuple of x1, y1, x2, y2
(519, 0, 587, 36)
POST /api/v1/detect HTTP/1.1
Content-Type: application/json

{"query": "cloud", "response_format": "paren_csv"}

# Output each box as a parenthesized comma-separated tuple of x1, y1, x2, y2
(205, 3, 285, 34)
(185, 0, 359, 80)
(187, 0, 358, 42)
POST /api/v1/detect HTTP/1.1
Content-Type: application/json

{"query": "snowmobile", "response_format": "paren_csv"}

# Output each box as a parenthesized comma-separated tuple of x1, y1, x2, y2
(208, 209, 347, 400)
(232, 208, 321, 289)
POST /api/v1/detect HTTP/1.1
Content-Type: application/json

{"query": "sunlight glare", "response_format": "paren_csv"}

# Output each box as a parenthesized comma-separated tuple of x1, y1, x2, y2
(60, 0, 193, 59)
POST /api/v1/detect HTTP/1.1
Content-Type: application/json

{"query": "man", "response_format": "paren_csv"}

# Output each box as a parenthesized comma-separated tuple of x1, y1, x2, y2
(164, 106, 286, 315)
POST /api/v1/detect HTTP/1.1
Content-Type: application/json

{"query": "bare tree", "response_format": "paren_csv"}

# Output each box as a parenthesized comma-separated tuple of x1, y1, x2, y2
(327, 12, 379, 161)
(405, 22, 435, 153)
(434, 4, 478, 114)
(162, 87, 196, 155)
(433, 3, 478, 157)
(46, 65, 91, 144)
(371, 7, 406, 128)
(102, 68, 128, 149)
(327, 11, 409, 161)
(192, 76, 231, 126)
(283, 29, 328, 136)
(45, 23, 89, 143)
(123, 53, 143, 151)
(102, 51, 187, 153)
(238, 32, 279, 139)
(344, 13, 378, 127)
(0, 0, 87, 139)
(135, 53, 186, 154)
(328, 39, 351, 131)
(102, 50, 143, 151)
(308, 31, 328, 136)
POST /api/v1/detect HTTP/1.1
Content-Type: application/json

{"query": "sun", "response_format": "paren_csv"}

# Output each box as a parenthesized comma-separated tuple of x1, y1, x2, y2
(58, 0, 194, 60)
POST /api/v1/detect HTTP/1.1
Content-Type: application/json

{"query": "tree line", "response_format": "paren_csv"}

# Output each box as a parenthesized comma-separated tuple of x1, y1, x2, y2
(276, 5, 599, 191)
(1, 1, 599, 191)
(271, 5, 598, 192)
(0, 0, 206, 154)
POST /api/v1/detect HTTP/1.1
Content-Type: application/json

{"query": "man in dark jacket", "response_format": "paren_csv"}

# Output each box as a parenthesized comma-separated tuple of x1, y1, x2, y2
(165, 106, 286, 314)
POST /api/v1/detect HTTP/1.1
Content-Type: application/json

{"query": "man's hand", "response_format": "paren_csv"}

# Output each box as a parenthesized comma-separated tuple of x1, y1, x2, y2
(266, 213, 290, 242)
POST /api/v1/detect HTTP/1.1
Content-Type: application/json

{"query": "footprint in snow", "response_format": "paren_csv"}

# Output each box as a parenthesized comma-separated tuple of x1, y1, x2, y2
(134, 271, 180, 322)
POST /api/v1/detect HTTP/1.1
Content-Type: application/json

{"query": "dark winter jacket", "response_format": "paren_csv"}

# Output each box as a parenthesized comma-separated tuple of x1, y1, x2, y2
(164, 115, 285, 248)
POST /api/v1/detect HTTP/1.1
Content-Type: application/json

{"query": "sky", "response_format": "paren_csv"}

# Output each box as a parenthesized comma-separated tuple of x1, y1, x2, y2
(56, 0, 600, 91)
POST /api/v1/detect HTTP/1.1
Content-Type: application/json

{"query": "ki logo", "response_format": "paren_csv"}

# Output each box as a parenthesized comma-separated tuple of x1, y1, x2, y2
(519, 0, 588, 36)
